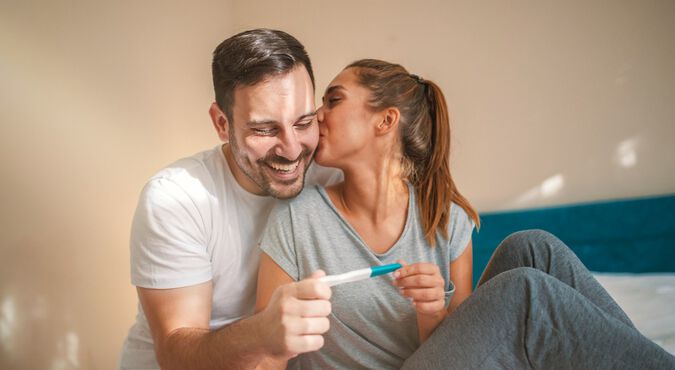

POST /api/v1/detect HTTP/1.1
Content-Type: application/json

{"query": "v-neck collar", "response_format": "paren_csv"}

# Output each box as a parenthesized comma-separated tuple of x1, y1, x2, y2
(316, 182, 415, 258)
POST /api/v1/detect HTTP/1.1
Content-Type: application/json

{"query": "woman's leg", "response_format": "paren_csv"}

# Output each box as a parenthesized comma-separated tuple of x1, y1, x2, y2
(478, 229, 634, 327)
(401, 267, 675, 370)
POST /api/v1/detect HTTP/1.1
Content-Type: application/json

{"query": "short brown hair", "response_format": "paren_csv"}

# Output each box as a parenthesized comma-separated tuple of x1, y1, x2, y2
(212, 29, 315, 122)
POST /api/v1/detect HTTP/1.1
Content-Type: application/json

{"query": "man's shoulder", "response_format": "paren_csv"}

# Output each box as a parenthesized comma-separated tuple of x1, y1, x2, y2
(140, 147, 224, 203)
(151, 147, 220, 181)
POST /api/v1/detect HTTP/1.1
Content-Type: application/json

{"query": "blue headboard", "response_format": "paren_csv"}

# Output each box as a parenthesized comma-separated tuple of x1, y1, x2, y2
(471, 194, 675, 286)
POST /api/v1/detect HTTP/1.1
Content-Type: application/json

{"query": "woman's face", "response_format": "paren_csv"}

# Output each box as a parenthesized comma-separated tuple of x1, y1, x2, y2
(316, 68, 381, 167)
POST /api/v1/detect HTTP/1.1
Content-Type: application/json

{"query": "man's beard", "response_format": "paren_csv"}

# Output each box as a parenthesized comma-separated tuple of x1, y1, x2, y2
(229, 135, 315, 199)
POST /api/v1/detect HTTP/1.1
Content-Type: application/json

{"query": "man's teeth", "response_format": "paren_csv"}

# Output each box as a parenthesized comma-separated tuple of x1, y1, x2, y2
(268, 161, 299, 172)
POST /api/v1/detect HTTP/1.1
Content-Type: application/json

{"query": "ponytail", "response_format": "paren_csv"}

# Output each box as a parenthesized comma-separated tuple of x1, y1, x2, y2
(415, 80, 480, 245)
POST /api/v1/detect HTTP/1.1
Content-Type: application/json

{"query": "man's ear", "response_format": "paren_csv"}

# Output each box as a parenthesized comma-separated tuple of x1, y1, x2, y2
(375, 107, 400, 136)
(209, 102, 229, 142)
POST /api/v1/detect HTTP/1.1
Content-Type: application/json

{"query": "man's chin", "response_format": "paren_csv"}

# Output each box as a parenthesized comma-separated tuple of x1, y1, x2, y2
(261, 167, 308, 199)
(267, 179, 304, 199)
(262, 157, 313, 199)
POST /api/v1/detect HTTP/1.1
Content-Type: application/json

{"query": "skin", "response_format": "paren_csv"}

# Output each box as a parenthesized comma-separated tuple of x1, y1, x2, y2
(136, 65, 332, 370)
(212, 65, 319, 199)
(256, 67, 473, 368)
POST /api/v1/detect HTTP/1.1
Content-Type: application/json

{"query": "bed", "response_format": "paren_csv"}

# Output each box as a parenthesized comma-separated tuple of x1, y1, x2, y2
(471, 194, 675, 354)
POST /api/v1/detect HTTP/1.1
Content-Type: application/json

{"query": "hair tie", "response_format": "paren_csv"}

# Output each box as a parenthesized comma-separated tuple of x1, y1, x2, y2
(410, 74, 424, 84)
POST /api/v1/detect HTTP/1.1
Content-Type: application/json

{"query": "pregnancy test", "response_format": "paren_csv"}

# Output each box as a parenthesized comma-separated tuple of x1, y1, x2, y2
(319, 263, 402, 287)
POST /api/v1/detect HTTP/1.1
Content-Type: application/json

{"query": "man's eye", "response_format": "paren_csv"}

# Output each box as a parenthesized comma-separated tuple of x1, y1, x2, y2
(295, 119, 314, 129)
(253, 128, 276, 136)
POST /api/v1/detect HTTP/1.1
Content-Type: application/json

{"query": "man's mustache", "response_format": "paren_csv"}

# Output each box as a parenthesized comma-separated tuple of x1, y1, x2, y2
(258, 148, 314, 165)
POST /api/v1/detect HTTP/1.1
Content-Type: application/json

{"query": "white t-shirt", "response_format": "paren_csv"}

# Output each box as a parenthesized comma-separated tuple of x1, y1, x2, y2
(119, 145, 340, 369)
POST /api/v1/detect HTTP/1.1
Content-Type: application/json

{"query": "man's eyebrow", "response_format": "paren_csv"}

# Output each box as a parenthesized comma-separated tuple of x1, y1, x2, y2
(296, 111, 317, 123)
(246, 111, 317, 126)
(246, 119, 278, 126)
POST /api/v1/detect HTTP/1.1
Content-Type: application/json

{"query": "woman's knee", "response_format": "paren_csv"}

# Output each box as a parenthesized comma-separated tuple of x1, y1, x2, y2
(497, 229, 565, 256)
(485, 267, 550, 298)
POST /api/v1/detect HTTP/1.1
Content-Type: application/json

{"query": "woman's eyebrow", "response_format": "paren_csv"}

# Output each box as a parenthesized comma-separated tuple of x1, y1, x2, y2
(322, 85, 345, 101)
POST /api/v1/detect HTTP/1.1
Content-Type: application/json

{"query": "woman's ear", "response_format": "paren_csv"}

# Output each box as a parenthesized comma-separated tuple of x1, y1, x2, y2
(209, 102, 230, 142)
(375, 107, 400, 136)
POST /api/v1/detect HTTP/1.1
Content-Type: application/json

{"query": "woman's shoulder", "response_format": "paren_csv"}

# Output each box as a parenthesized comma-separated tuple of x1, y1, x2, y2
(271, 185, 330, 214)
(450, 201, 473, 223)
(444, 202, 475, 259)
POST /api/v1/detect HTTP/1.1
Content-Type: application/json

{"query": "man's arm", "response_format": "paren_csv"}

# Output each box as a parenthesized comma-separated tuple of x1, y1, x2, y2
(138, 281, 266, 370)
(138, 267, 332, 370)
(253, 252, 332, 369)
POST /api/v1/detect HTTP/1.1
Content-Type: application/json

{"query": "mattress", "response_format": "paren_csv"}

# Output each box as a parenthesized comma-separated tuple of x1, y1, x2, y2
(594, 273, 675, 355)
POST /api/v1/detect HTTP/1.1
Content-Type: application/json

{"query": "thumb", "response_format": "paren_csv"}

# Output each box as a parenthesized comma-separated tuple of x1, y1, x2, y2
(308, 269, 326, 279)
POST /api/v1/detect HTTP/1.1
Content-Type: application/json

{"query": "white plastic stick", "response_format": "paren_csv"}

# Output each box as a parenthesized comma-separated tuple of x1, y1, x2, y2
(319, 268, 372, 287)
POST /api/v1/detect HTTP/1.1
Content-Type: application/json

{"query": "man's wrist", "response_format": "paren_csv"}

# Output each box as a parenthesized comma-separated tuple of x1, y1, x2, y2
(248, 310, 271, 357)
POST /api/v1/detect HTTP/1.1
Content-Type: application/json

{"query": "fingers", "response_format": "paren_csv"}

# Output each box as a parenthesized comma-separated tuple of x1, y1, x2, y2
(395, 262, 440, 278)
(280, 297, 331, 318)
(294, 271, 332, 300)
(308, 269, 326, 279)
(287, 334, 325, 354)
(290, 317, 330, 336)
(264, 279, 332, 357)
(393, 262, 447, 316)
(393, 262, 443, 288)
(412, 300, 446, 315)
(399, 287, 444, 302)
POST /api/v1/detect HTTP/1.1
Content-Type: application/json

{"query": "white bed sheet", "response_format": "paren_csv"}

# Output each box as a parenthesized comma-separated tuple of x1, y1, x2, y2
(594, 273, 675, 355)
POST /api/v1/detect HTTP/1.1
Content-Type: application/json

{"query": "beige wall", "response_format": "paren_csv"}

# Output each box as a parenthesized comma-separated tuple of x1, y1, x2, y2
(1, 1, 673, 368)
(0, 1, 233, 368)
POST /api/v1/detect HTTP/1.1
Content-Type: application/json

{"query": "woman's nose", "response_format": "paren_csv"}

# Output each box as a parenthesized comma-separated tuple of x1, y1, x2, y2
(316, 105, 325, 123)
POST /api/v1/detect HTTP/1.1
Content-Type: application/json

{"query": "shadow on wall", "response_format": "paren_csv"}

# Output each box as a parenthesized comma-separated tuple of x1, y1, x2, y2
(0, 242, 93, 370)
(505, 135, 642, 210)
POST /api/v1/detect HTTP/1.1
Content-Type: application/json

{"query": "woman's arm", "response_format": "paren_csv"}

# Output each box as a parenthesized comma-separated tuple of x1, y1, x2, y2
(448, 240, 473, 313)
(395, 239, 473, 342)
(394, 262, 447, 343)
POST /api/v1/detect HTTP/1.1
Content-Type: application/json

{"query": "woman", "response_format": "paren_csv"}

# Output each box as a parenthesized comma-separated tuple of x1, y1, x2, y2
(256, 60, 675, 369)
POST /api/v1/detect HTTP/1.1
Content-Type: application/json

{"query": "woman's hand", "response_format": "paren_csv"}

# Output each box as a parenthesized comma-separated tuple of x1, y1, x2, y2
(393, 261, 446, 316)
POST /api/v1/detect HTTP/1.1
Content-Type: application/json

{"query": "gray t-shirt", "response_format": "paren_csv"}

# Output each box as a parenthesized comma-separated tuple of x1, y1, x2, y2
(260, 184, 474, 369)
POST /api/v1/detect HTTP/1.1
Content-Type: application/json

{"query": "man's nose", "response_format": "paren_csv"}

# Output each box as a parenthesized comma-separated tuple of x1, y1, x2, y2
(274, 129, 303, 160)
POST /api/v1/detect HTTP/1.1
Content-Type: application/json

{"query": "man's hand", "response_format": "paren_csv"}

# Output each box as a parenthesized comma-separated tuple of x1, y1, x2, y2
(257, 269, 332, 359)
(393, 261, 446, 316)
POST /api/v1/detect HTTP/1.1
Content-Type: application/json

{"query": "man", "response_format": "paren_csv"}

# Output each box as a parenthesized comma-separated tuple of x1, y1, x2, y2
(119, 29, 338, 370)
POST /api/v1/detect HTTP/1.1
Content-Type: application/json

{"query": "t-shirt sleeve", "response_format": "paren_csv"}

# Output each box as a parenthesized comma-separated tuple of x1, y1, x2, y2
(260, 202, 300, 281)
(305, 163, 343, 187)
(447, 202, 476, 261)
(130, 178, 212, 288)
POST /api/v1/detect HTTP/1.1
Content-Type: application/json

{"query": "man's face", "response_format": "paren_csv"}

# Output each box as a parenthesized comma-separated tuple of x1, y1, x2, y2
(225, 65, 318, 199)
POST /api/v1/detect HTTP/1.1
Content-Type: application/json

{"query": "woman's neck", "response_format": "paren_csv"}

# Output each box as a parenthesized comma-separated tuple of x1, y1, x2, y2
(332, 155, 409, 224)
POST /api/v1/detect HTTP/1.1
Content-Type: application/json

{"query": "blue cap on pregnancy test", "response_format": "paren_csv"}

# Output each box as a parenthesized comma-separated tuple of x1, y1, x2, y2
(370, 263, 402, 277)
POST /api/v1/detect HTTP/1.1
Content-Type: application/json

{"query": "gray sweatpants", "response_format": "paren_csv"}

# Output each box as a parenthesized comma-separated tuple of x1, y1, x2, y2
(401, 230, 675, 369)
